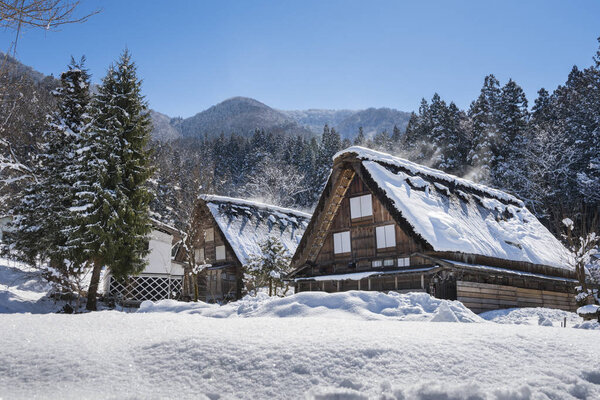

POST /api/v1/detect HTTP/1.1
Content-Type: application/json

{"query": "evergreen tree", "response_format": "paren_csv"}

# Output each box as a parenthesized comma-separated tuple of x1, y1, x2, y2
(244, 236, 293, 296)
(492, 79, 530, 193)
(4, 57, 91, 289)
(467, 74, 501, 183)
(353, 126, 366, 146)
(67, 50, 154, 310)
(390, 124, 402, 152)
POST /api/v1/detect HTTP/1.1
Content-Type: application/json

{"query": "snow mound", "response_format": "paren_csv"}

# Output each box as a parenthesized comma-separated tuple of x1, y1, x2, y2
(139, 291, 484, 322)
(0, 260, 59, 314)
(480, 307, 584, 327)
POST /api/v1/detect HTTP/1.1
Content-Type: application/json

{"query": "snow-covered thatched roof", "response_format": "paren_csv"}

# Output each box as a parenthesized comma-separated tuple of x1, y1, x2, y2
(334, 146, 571, 270)
(199, 195, 311, 265)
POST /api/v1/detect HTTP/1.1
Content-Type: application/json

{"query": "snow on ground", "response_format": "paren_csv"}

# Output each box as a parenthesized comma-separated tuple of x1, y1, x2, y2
(0, 257, 104, 313)
(481, 306, 585, 327)
(0, 259, 62, 313)
(2, 306, 600, 399)
(139, 291, 483, 322)
(3, 260, 600, 399)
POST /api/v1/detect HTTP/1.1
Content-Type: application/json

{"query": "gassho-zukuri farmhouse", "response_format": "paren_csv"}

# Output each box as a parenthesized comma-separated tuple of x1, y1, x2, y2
(288, 146, 577, 313)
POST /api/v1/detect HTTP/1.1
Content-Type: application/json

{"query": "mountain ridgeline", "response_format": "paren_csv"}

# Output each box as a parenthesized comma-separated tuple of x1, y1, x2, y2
(150, 96, 412, 141)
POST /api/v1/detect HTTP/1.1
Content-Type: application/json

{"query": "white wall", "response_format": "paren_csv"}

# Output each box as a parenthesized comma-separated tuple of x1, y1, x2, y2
(144, 230, 184, 276)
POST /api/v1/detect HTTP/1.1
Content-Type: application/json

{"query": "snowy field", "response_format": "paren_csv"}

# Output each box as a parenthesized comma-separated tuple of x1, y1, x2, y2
(2, 261, 600, 399)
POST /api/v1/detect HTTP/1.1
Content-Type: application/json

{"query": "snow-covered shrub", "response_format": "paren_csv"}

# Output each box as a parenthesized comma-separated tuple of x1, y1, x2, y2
(244, 236, 292, 297)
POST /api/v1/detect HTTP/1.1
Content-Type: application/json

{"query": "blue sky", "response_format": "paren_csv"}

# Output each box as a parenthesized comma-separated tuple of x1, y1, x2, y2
(2, 0, 599, 118)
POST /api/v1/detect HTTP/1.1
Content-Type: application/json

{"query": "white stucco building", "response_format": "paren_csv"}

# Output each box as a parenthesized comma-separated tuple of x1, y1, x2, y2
(105, 220, 185, 304)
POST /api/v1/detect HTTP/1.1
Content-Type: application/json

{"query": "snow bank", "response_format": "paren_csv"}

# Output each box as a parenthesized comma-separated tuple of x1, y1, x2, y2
(0, 257, 105, 314)
(140, 291, 484, 322)
(480, 306, 592, 328)
(0, 260, 58, 313)
(2, 312, 600, 399)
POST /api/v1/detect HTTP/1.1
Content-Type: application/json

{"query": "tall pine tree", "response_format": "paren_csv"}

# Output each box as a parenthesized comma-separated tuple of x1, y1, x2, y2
(4, 57, 91, 285)
(66, 50, 154, 310)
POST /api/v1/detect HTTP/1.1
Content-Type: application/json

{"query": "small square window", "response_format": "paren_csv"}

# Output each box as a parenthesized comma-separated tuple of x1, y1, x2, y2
(376, 224, 396, 249)
(194, 247, 205, 262)
(372, 260, 382, 268)
(384, 259, 394, 267)
(205, 228, 214, 242)
(333, 231, 351, 254)
(216, 245, 226, 261)
(398, 257, 410, 267)
(350, 194, 373, 219)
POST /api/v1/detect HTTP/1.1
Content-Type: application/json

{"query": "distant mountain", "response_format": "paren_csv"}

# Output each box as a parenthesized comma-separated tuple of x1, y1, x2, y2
(281, 109, 355, 134)
(149, 110, 182, 142)
(335, 108, 412, 139)
(177, 97, 313, 139)
(151, 98, 413, 142)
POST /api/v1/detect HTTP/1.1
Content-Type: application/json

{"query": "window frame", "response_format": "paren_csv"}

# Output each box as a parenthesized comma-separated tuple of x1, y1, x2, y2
(349, 194, 373, 220)
(215, 245, 226, 261)
(205, 228, 215, 242)
(333, 231, 352, 254)
(194, 247, 205, 262)
(398, 257, 410, 268)
(376, 224, 396, 249)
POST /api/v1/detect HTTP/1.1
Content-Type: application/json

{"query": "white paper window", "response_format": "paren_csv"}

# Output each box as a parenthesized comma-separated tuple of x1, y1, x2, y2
(384, 259, 394, 267)
(372, 260, 383, 268)
(205, 228, 214, 242)
(216, 245, 226, 260)
(376, 224, 396, 249)
(398, 257, 410, 267)
(194, 247, 205, 262)
(333, 231, 351, 254)
(350, 194, 373, 219)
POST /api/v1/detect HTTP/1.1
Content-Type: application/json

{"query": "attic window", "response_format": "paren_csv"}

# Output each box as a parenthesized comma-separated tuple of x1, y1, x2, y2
(216, 245, 226, 261)
(376, 225, 396, 249)
(333, 231, 351, 254)
(194, 247, 205, 262)
(350, 194, 373, 219)
(205, 228, 214, 242)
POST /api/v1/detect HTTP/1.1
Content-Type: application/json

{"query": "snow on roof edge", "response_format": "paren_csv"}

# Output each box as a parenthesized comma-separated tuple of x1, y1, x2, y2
(199, 194, 312, 220)
(334, 146, 523, 206)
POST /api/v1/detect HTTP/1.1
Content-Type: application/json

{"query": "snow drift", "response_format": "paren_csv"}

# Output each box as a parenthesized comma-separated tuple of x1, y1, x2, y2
(139, 291, 484, 322)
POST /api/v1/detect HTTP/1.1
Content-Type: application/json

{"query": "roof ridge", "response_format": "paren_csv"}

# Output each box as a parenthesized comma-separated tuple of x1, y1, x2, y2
(334, 146, 523, 206)
(199, 194, 312, 219)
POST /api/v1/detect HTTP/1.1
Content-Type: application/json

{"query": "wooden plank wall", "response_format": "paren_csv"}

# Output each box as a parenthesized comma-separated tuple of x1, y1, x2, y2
(457, 281, 576, 313)
(314, 174, 421, 270)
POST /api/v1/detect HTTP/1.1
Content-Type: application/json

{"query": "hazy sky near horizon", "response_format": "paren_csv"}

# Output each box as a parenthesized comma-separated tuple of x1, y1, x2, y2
(2, 0, 599, 118)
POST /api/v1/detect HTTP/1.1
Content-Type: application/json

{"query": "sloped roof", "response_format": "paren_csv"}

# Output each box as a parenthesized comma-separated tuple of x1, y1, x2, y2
(199, 195, 311, 265)
(334, 146, 571, 270)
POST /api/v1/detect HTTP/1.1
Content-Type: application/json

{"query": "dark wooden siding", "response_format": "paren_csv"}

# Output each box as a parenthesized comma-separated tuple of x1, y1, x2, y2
(314, 174, 423, 273)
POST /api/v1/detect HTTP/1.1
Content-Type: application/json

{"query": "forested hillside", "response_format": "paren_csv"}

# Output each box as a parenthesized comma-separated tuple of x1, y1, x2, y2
(151, 40, 600, 237)
(2, 41, 599, 239)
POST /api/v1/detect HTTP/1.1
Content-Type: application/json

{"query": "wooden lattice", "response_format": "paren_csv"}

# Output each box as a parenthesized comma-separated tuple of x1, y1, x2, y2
(108, 275, 183, 303)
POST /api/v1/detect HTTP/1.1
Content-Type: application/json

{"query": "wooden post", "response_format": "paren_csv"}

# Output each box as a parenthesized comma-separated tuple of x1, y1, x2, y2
(337, 281, 340, 292)
(358, 280, 361, 290)
(421, 274, 425, 289)
(368, 278, 371, 291)
(395, 276, 398, 290)
(322, 282, 325, 291)
(309, 282, 312, 291)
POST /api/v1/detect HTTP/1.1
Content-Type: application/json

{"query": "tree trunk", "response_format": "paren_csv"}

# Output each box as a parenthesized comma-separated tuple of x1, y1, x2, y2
(86, 261, 103, 311)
